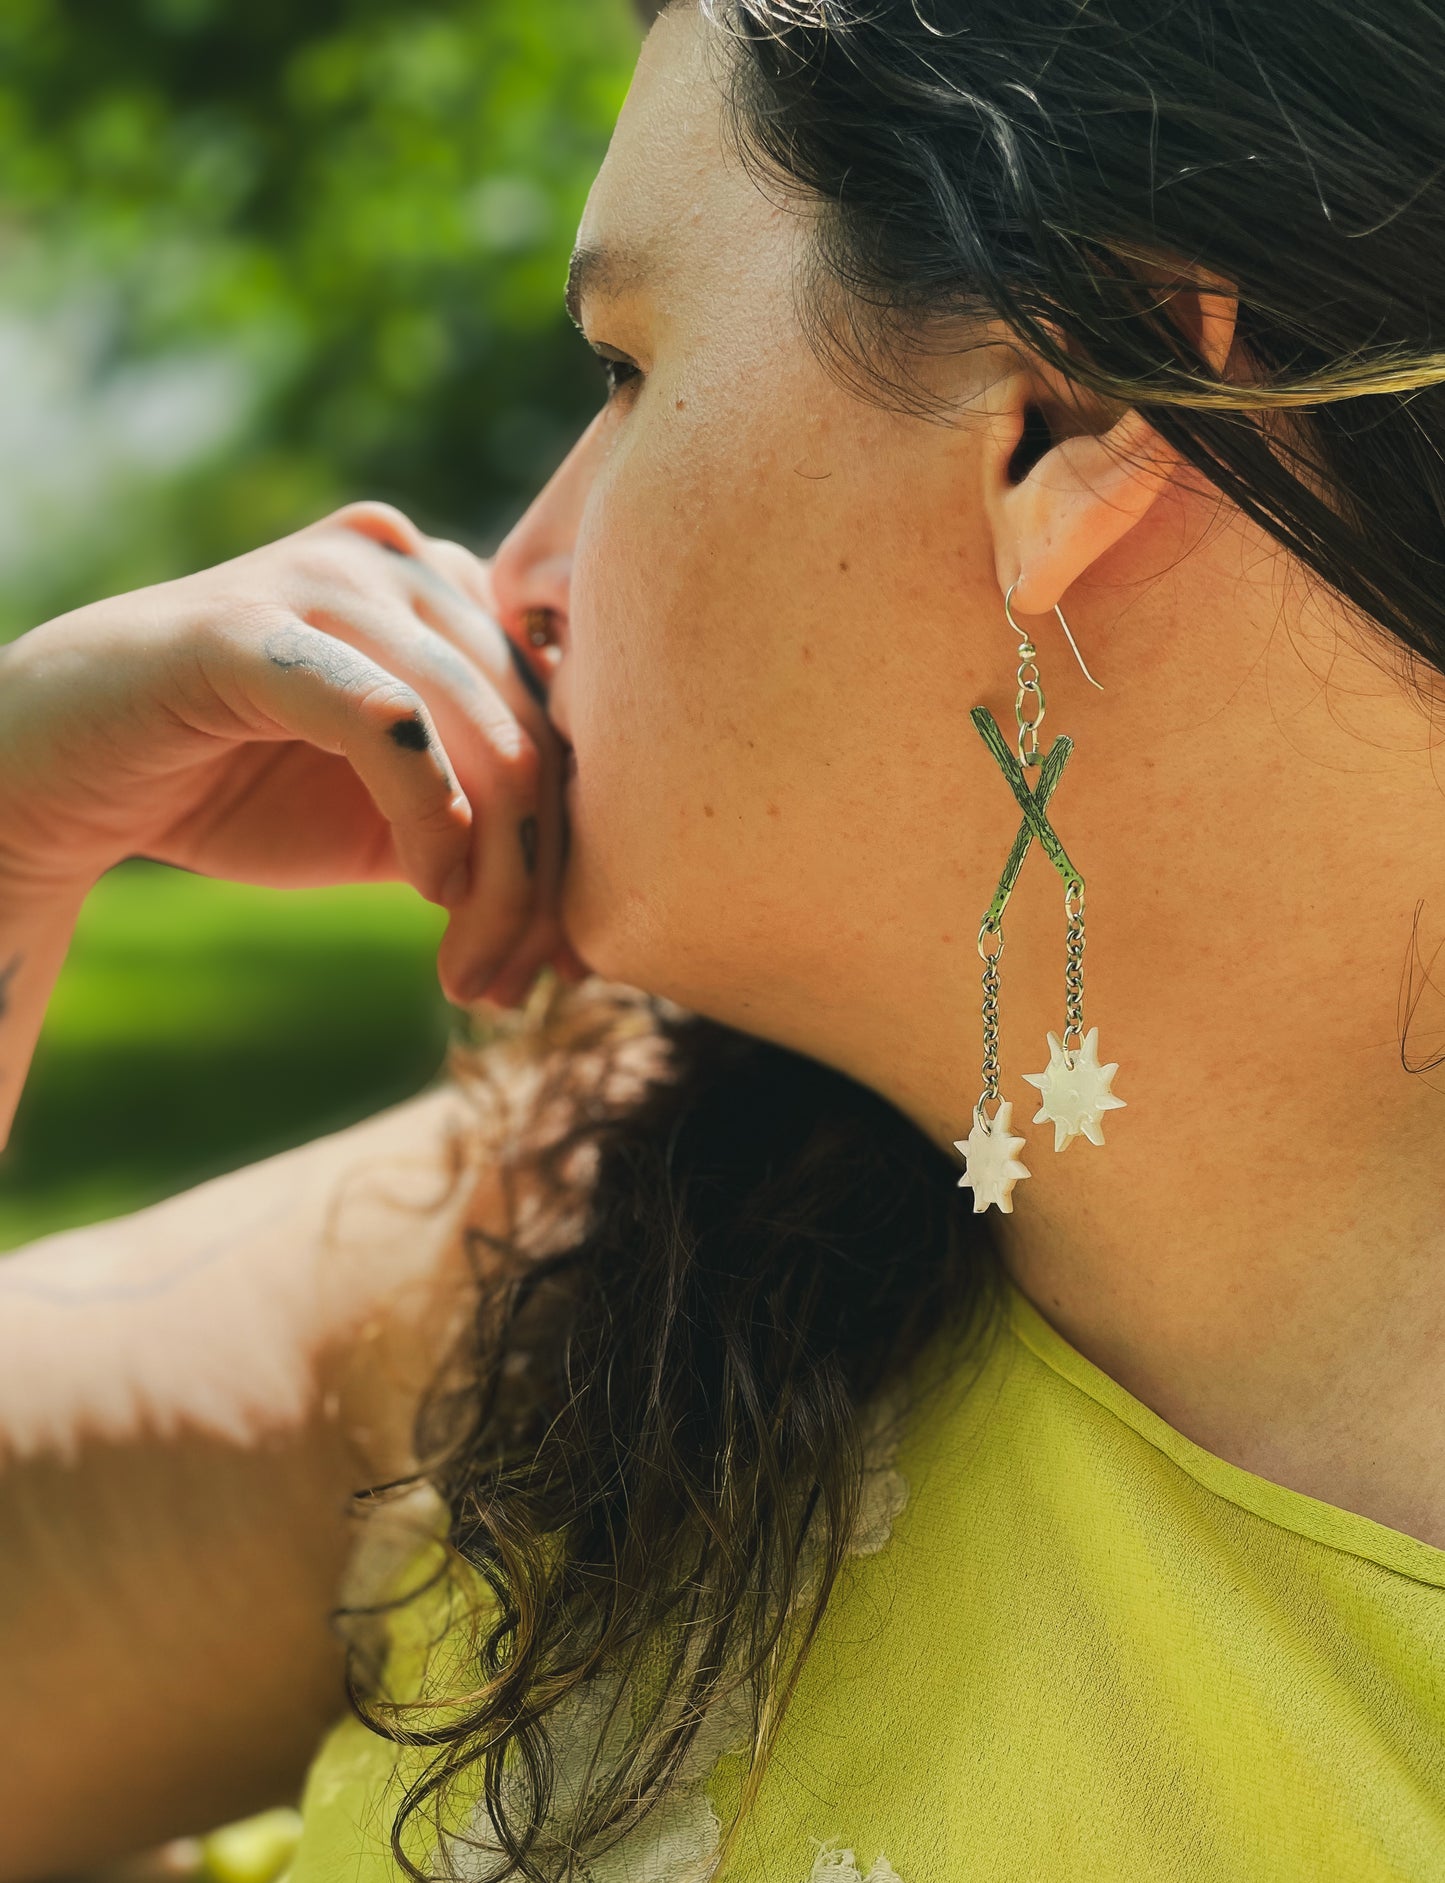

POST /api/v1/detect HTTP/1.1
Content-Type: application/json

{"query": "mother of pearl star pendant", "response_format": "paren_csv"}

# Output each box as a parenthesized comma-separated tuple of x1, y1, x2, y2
(954, 1028, 1126, 1213)
(954, 1098, 1032, 1214)
(1023, 1027, 1126, 1151)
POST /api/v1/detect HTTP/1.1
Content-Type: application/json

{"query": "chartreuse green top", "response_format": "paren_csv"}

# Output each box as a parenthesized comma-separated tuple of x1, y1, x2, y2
(289, 1278, 1445, 1883)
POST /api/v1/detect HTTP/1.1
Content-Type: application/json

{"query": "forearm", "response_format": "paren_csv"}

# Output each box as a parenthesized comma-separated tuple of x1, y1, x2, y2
(0, 882, 88, 1152)
(0, 1403, 356, 1879)
(0, 1083, 485, 1873)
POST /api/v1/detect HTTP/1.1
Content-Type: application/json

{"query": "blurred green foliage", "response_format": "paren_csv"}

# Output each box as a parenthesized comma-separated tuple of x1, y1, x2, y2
(0, 0, 640, 640)
(0, 0, 637, 636)
(0, 862, 453, 1251)
(0, 0, 640, 1248)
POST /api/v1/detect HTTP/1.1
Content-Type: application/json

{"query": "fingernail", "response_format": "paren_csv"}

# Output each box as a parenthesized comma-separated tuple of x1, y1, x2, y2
(442, 862, 471, 909)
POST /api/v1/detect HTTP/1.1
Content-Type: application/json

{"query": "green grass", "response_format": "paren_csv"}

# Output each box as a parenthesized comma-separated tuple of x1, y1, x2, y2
(0, 861, 457, 1251)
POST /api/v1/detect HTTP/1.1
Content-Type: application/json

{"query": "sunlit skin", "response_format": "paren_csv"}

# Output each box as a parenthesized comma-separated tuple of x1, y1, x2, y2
(490, 6, 1445, 1546)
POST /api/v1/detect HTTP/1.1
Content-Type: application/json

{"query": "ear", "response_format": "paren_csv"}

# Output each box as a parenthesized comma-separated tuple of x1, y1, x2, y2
(983, 282, 1238, 615)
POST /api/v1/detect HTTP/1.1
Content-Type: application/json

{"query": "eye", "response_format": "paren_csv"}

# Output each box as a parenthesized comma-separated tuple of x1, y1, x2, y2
(590, 345, 642, 401)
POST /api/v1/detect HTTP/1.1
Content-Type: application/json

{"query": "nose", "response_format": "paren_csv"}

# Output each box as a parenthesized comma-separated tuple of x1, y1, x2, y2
(489, 408, 609, 680)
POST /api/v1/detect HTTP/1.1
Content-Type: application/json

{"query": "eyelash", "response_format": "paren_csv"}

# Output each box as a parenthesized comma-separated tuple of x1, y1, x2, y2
(592, 348, 642, 400)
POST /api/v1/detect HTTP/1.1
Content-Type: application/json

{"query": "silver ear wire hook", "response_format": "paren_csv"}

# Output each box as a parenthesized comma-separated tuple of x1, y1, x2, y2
(1004, 578, 1105, 691)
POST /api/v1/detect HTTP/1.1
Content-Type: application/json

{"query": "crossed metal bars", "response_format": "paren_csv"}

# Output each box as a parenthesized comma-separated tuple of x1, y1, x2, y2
(969, 707, 1084, 940)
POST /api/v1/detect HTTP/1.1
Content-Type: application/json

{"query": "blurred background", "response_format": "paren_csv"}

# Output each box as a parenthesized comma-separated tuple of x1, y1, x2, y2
(0, 0, 641, 1252)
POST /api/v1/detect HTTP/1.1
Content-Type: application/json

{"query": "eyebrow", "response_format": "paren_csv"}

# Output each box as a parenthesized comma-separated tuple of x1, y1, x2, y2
(564, 242, 654, 332)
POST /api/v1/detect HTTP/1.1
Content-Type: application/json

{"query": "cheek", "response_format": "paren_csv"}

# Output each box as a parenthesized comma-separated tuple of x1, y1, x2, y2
(560, 423, 763, 971)
(579, 389, 844, 765)
(559, 380, 980, 985)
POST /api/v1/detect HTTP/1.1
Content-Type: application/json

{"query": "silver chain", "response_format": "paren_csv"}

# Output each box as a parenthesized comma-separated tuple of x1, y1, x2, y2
(975, 923, 1004, 1132)
(1062, 877, 1085, 1058)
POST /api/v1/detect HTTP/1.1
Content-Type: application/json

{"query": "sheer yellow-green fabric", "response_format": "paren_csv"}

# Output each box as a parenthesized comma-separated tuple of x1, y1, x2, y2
(290, 1279, 1445, 1882)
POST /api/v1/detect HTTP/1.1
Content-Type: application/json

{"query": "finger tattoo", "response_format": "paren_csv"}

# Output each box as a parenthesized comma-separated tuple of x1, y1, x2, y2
(264, 623, 375, 690)
(388, 713, 432, 753)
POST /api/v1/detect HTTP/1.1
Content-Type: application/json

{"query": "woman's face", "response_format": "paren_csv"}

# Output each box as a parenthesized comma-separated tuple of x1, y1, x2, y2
(486, 5, 1259, 1155)
(493, 8, 1028, 1034)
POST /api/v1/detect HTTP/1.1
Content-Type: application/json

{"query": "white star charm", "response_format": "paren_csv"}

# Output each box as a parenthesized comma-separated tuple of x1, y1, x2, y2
(1021, 1027, 1126, 1152)
(954, 1098, 1032, 1214)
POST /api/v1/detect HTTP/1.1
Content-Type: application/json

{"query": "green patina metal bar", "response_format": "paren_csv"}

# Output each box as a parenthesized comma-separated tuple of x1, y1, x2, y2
(970, 709, 1083, 931)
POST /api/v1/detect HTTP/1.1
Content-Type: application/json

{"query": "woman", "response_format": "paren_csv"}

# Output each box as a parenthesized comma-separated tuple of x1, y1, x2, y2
(5, 0, 1445, 1876)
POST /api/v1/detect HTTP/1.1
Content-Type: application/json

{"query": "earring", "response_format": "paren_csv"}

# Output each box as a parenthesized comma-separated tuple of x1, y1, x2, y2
(954, 579, 1126, 1213)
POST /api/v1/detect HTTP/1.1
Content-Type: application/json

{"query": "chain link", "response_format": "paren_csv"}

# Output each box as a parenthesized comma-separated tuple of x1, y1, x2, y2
(1061, 878, 1085, 1058)
(1016, 638, 1045, 770)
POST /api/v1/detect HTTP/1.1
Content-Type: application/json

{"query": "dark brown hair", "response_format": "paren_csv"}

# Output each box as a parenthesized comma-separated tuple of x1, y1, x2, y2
(345, 3, 1445, 1876)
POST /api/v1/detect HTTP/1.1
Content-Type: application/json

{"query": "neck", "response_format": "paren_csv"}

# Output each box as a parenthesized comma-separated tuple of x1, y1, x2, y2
(844, 557, 1445, 1544)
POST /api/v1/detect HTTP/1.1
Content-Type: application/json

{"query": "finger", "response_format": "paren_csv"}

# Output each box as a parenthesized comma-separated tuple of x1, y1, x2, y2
(323, 537, 572, 1001)
(444, 722, 569, 1009)
(388, 550, 573, 1000)
(443, 690, 569, 1007)
(217, 613, 474, 908)
(412, 535, 499, 616)
(473, 906, 573, 1008)
(319, 504, 551, 713)
(298, 518, 571, 1001)
(410, 537, 560, 717)
(313, 521, 561, 762)
(285, 594, 560, 1006)
(415, 540, 564, 726)
(399, 536, 558, 721)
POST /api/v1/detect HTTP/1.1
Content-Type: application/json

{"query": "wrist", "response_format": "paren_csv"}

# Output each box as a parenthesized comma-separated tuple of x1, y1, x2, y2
(0, 627, 125, 907)
(0, 886, 88, 1155)
(0, 853, 100, 922)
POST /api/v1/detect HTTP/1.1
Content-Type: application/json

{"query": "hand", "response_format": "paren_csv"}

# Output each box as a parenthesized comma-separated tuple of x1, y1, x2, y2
(0, 500, 586, 1007)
